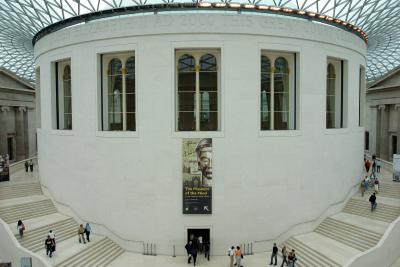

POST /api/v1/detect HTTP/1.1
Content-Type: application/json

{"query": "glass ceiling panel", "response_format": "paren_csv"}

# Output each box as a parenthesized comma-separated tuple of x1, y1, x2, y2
(0, 0, 399, 81)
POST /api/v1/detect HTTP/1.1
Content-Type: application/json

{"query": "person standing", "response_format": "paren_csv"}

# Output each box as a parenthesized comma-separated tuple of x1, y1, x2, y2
(288, 249, 297, 267)
(228, 246, 235, 267)
(191, 247, 198, 266)
(29, 160, 34, 172)
(24, 161, 29, 172)
(270, 243, 278, 265)
(376, 159, 381, 173)
(198, 236, 203, 253)
(374, 178, 379, 194)
(17, 220, 25, 238)
(78, 224, 86, 244)
(281, 245, 288, 267)
(365, 159, 371, 174)
(85, 223, 91, 242)
(369, 192, 377, 211)
(235, 246, 243, 267)
(364, 177, 369, 193)
(45, 235, 54, 258)
(185, 241, 193, 264)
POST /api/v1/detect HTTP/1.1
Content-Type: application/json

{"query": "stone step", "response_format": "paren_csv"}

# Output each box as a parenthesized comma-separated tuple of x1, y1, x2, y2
(280, 237, 340, 267)
(315, 218, 381, 250)
(0, 199, 57, 224)
(17, 218, 78, 252)
(343, 198, 400, 222)
(0, 183, 42, 200)
(56, 237, 123, 267)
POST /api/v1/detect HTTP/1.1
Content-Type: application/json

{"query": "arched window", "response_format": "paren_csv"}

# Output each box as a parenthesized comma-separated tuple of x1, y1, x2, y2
(260, 52, 296, 130)
(199, 54, 218, 131)
(177, 54, 196, 131)
(326, 63, 336, 129)
(176, 51, 220, 132)
(108, 58, 123, 130)
(63, 65, 72, 130)
(53, 59, 72, 130)
(274, 57, 289, 130)
(260, 56, 271, 130)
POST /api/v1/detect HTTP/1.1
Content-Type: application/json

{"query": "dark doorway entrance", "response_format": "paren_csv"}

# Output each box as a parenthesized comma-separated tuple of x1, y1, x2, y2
(187, 228, 210, 252)
(393, 135, 398, 156)
(7, 137, 14, 161)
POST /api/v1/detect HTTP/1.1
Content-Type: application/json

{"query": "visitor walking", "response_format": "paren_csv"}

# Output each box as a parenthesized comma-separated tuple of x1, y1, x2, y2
(204, 242, 210, 261)
(288, 249, 297, 267)
(78, 224, 86, 244)
(29, 160, 34, 172)
(228, 246, 235, 267)
(360, 178, 366, 197)
(185, 241, 193, 264)
(198, 235, 203, 253)
(235, 246, 243, 267)
(84, 223, 91, 242)
(191, 247, 198, 266)
(374, 178, 380, 194)
(369, 192, 377, 211)
(24, 161, 29, 172)
(48, 230, 56, 252)
(17, 220, 25, 238)
(45, 235, 54, 258)
(364, 177, 369, 193)
(281, 245, 288, 267)
(376, 159, 381, 173)
(270, 243, 278, 265)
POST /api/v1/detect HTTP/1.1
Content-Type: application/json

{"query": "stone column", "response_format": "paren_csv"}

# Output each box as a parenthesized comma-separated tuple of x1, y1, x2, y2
(0, 106, 10, 155)
(369, 106, 378, 155)
(396, 104, 400, 154)
(15, 106, 27, 161)
(378, 104, 389, 160)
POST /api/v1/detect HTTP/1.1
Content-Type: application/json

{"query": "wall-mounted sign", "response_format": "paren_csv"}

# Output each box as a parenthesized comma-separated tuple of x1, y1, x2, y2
(0, 154, 10, 182)
(182, 138, 212, 214)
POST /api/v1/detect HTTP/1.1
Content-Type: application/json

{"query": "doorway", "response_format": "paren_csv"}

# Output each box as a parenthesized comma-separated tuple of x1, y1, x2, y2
(392, 135, 398, 156)
(187, 228, 210, 252)
(7, 136, 14, 161)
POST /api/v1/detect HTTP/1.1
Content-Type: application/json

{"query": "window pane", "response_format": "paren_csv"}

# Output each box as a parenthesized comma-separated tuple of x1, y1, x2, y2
(201, 91, 218, 112)
(200, 54, 217, 71)
(126, 112, 135, 131)
(274, 57, 289, 93)
(126, 93, 135, 113)
(126, 56, 135, 94)
(109, 58, 122, 75)
(327, 63, 336, 128)
(326, 112, 335, 129)
(64, 114, 72, 130)
(261, 112, 271, 130)
(178, 112, 196, 131)
(274, 112, 289, 130)
(178, 72, 196, 92)
(178, 54, 195, 72)
(178, 92, 195, 111)
(108, 113, 123, 130)
(274, 93, 289, 112)
(64, 96, 72, 113)
(200, 72, 217, 92)
(200, 111, 218, 131)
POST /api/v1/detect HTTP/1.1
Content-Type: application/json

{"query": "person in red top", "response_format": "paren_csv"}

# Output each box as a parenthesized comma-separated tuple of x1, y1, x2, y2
(365, 160, 371, 173)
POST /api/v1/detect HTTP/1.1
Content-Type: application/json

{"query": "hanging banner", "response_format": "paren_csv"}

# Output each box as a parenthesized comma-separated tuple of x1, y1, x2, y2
(0, 154, 10, 182)
(182, 138, 212, 214)
(393, 154, 400, 182)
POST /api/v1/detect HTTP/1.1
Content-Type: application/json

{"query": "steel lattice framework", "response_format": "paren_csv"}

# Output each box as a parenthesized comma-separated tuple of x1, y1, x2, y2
(0, 0, 399, 82)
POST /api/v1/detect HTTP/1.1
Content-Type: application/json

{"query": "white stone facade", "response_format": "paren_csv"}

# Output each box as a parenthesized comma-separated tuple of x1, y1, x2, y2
(34, 13, 366, 255)
(365, 68, 400, 161)
(0, 68, 36, 162)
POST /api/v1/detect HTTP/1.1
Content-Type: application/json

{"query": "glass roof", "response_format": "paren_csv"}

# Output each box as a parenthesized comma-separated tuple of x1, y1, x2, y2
(0, 0, 399, 82)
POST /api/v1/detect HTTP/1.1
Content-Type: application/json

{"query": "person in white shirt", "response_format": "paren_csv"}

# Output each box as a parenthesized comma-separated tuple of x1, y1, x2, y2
(48, 230, 56, 252)
(228, 246, 235, 267)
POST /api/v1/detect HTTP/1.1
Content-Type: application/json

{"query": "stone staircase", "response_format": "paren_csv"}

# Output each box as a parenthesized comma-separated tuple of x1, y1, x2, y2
(0, 181, 124, 266)
(279, 180, 400, 266)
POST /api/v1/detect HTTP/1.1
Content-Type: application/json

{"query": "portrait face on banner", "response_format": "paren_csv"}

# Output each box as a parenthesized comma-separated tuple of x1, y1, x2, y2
(182, 138, 212, 214)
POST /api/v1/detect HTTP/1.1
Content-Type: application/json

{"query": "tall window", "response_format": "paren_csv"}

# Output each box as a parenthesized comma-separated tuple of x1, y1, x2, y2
(260, 52, 296, 130)
(54, 60, 72, 130)
(359, 66, 366, 127)
(326, 59, 345, 129)
(176, 50, 219, 131)
(101, 52, 135, 131)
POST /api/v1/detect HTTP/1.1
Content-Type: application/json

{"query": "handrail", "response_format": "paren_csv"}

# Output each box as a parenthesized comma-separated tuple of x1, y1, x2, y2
(40, 183, 145, 252)
(253, 180, 360, 245)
